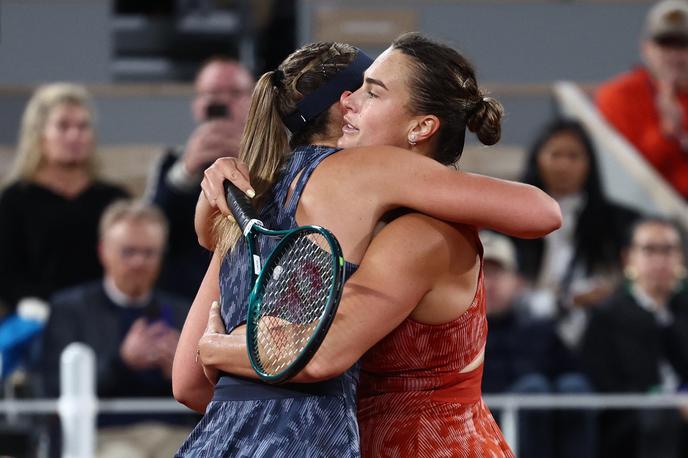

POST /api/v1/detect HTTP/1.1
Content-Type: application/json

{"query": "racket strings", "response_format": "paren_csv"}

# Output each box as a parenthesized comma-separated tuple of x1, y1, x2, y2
(252, 232, 335, 374)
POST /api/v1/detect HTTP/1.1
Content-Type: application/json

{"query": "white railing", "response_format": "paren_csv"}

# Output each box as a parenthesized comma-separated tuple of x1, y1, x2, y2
(58, 344, 96, 458)
(1, 344, 688, 457)
(0, 342, 198, 458)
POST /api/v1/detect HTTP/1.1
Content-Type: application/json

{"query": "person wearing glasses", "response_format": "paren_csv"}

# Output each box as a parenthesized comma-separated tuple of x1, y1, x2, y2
(147, 57, 255, 301)
(39, 200, 193, 458)
(596, 0, 688, 200)
(581, 217, 688, 458)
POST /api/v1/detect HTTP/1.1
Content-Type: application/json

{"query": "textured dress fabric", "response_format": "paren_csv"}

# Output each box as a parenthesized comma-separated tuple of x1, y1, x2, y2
(176, 145, 360, 458)
(358, 254, 514, 458)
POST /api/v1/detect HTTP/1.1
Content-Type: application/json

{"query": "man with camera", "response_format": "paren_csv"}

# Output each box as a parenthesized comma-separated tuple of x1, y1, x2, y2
(147, 57, 254, 300)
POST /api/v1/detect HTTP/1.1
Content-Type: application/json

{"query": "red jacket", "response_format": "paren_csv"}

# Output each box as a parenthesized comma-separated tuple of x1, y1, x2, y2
(596, 66, 688, 199)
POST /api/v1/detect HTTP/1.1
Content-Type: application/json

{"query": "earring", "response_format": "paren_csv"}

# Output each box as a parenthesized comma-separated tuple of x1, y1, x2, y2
(408, 133, 417, 146)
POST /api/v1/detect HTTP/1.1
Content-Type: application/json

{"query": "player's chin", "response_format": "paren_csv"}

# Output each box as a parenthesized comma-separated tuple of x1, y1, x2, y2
(337, 133, 358, 149)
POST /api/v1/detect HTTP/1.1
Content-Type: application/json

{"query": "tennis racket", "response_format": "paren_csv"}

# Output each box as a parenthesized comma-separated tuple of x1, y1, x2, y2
(224, 181, 346, 384)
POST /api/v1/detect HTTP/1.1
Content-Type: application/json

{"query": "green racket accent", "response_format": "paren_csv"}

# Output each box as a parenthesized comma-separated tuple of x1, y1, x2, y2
(245, 225, 345, 383)
(224, 181, 345, 383)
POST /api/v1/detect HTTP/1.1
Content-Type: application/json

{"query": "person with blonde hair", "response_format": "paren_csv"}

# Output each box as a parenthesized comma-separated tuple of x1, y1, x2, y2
(0, 83, 128, 317)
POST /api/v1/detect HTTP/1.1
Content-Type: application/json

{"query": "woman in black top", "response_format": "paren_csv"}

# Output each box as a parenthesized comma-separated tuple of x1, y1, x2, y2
(0, 83, 128, 316)
(513, 119, 640, 339)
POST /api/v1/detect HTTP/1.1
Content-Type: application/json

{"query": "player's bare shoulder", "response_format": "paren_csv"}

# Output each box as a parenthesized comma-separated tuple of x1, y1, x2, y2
(373, 212, 475, 267)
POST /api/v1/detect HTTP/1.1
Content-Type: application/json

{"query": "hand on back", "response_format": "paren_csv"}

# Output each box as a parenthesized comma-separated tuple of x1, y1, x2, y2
(197, 301, 226, 384)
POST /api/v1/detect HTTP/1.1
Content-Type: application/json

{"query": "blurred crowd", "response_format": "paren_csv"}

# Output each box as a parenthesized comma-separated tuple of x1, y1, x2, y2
(0, 57, 254, 457)
(1, 1, 688, 457)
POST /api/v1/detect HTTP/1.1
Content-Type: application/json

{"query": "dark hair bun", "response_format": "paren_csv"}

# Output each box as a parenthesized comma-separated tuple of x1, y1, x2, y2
(466, 96, 504, 146)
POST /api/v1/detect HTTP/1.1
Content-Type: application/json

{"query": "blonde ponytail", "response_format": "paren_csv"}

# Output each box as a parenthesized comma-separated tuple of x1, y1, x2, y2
(213, 71, 290, 256)
(212, 42, 359, 257)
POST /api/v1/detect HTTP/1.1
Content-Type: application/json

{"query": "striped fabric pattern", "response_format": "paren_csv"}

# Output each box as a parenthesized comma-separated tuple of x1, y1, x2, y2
(358, 250, 515, 457)
(358, 395, 511, 458)
(178, 377, 360, 457)
(176, 146, 361, 457)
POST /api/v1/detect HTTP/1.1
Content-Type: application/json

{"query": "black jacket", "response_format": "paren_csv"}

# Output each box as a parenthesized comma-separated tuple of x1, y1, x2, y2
(148, 149, 212, 301)
(581, 283, 688, 393)
(0, 180, 128, 315)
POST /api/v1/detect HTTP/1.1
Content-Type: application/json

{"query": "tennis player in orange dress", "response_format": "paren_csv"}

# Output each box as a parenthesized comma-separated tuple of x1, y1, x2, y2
(356, 233, 512, 457)
(339, 34, 515, 457)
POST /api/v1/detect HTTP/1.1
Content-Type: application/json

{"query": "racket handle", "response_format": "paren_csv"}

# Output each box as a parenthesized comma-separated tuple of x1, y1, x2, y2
(224, 180, 260, 232)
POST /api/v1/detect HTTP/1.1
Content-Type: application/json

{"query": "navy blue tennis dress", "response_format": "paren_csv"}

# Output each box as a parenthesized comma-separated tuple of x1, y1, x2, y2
(176, 145, 360, 458)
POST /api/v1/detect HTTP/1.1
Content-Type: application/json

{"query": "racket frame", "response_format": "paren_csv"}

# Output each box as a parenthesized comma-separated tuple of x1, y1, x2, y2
(245, 224, 345, 383)
(224, 181, 346, 384)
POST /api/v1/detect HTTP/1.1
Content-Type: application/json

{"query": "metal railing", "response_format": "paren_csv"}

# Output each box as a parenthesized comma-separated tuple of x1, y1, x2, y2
(485, 393, 688, 455)
(1, 343, 687, 457)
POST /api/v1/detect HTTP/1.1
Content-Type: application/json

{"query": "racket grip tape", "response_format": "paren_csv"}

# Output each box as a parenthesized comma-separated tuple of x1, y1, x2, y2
(224, 180, 260, 232)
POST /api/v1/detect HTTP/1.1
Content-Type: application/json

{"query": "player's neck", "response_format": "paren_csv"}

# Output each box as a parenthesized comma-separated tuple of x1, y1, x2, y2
(308, 135, 339, 148)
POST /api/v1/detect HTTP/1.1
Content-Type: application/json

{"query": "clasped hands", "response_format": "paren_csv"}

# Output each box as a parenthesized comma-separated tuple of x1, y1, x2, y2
(120, 318, 180, 379)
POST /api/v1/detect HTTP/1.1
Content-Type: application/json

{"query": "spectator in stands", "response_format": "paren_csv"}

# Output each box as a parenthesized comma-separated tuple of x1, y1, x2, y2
(0, 83, 128, 318)
(596, 0, 688, 200)
(581, 216, 688, 458)
(482, 231, 595, 458)
(513, 119, 640, 347)
(40, 200, 192, 458)
(147, 57, 254, 300)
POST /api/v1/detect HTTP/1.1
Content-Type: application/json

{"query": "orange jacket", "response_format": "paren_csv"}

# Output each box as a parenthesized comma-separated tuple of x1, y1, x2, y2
(596, 66, 688, 199)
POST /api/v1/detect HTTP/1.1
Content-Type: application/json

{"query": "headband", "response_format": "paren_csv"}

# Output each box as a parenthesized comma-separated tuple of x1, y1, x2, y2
(282, 50, 373, 134)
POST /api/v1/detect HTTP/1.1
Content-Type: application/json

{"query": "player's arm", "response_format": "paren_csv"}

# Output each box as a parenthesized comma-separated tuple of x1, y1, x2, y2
(198, 214, 445, 382)
(195, 157, 251, 249)
(196, 148, 561, 250)
(196, 306, 255, 379)
(343, 146, 561, 239)
(294, 213, 450, 381)
(172, 251, 222, 412)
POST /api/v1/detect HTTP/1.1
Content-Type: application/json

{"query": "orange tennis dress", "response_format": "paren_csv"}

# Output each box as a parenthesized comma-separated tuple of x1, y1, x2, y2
(358, 266, 514, 457)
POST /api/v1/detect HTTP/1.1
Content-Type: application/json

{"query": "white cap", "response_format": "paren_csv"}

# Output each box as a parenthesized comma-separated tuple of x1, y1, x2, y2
(646, 0, 688, 42)
(480, 231, 516, 272)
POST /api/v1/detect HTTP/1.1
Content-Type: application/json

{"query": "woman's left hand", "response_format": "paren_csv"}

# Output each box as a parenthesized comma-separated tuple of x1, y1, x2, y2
(197, 301, 225, 384)
(195, 157, 254, 250)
